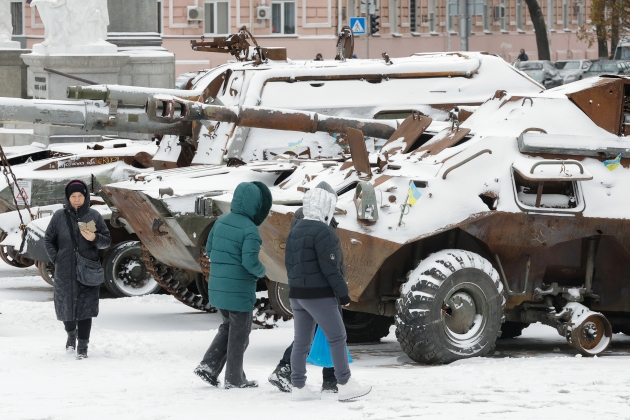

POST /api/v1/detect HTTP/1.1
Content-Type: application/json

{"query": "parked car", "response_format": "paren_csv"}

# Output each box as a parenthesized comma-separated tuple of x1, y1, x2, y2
(515, 60, 564, 88)
(582, 60, 630, 78)
(554, 59, 592, 83)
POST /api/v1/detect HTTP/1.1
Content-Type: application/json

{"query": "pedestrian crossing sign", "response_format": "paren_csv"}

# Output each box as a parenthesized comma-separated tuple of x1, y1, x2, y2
(350, 17, 366, 35)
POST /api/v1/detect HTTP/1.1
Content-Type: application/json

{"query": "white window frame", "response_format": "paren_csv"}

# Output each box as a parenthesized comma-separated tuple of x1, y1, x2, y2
(270, 0, 297, 36)
(204, 0, 231, 36)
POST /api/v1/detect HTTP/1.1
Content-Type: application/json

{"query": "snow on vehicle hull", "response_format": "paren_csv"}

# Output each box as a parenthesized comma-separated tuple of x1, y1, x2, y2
(104, 75, 630, 358)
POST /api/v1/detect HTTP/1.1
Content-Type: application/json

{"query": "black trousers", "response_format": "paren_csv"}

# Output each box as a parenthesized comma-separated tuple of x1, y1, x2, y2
(63, 318, 92, 340)
(200, 309, 253, 386)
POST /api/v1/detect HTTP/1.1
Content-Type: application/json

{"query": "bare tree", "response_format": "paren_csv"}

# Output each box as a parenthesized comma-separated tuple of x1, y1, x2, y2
(524, 0, 551, 60)
(578, 0, 630, 58)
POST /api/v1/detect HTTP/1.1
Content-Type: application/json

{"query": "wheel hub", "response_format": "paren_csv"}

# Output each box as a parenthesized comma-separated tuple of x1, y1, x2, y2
(118, 257, 149, 288)
(443, 292, 477, 334)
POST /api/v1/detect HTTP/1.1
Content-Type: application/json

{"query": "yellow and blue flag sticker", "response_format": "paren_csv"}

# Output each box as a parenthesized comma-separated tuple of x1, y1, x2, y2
(604, 153, 622, 171)
(408, 182, 421, 206)
(288, 139, 303, 150)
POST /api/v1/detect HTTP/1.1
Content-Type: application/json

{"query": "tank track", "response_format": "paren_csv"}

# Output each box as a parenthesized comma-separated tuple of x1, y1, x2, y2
(140, 244, 216, 313)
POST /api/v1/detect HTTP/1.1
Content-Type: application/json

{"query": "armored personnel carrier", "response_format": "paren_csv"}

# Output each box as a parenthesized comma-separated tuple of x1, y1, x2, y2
(103, 75, 630, 357)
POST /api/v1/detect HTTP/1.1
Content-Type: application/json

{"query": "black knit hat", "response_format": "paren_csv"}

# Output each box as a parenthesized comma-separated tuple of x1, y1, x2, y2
(65, 181, 88, 200)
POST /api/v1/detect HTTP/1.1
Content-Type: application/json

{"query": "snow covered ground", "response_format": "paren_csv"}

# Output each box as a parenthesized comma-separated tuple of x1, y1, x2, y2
(1, 261, 630, 420)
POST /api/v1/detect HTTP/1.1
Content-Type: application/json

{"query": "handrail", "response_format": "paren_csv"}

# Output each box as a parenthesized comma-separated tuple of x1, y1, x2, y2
(530, 159, 584, 174)
(442, 149, 492, 179)
(517, 127, 547, 144)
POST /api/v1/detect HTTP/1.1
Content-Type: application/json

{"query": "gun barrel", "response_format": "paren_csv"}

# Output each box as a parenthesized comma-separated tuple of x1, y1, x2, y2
(0, 97, 87, 127)
(68, 84, 206, 107)
(0, 97, 189, 135)
(147, 95, 398, 139)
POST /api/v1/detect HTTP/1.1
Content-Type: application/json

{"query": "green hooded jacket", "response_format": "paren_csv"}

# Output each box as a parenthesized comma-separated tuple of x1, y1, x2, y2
(206, 181, 272, 312)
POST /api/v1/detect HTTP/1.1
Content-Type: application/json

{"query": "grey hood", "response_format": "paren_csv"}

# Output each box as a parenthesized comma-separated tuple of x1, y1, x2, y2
(303, 181, 337, 225)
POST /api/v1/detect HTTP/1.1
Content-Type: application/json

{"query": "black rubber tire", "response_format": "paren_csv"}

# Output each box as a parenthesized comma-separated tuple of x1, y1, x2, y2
(267, 280, 293, 320)
(195, 272, 209, 302)
(37, 261, 55, 286)
(395, 249, 506, 364)
(499, 321, 530, 339)
(343, 310, 394, 343)
(0, 246, 32, 268)
(103, 241, 162, 298)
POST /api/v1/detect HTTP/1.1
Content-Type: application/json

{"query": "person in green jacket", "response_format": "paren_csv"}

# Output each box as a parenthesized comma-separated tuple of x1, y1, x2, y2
(193, 181, 272, 389)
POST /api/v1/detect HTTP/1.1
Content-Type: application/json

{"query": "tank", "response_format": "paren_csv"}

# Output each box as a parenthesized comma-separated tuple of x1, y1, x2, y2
(102, 75, 630, 353)
(96, 48, 547, 329)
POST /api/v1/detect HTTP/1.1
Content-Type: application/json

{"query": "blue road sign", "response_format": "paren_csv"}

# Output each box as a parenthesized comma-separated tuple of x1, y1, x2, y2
(349, 17, 366, 35)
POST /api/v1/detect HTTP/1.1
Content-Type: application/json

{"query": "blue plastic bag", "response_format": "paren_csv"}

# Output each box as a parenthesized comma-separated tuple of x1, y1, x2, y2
(306, 326, 353, 368)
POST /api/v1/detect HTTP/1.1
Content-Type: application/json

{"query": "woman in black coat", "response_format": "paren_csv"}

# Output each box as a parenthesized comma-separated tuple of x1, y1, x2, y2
(44, 180, 111, 359)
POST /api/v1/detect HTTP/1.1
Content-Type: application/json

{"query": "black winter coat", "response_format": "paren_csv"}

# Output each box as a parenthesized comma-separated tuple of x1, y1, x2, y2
(285, 218, 349, 305)
(44, 181, 111, 322)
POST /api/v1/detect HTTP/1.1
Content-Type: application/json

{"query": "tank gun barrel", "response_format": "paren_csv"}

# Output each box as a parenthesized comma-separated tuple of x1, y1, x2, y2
(0, 97, 188, 135)
(146, 95, 398, 139)
(67, 84, 207, 107)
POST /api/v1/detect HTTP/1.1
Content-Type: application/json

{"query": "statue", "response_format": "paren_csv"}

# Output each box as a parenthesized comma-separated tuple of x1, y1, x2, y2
(30, 0, 116, 54)
(0, 0, 20, 48)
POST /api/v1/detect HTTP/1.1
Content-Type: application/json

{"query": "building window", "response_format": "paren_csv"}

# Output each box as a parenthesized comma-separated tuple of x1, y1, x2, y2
(157, 0, 162, 34)
(410, 0, 417, 31)
(271, 1, 296, 34)
(516, 0, 522, 30)
(11, 1, 23, 35)
(204, 0, 229, 35)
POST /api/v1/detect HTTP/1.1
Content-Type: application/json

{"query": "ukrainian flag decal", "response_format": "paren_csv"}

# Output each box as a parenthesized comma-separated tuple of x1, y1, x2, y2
(604, 153, 622, 171)
(408, 182, 421, 206)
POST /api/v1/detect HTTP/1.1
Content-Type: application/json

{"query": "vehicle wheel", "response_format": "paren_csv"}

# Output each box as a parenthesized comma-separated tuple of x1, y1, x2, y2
(267, 280, 292, 320)
(0, 246, 34, 268)
(396, 249, 505, 364)
(103, 241, 162, 297)
(499, 321, 530, 339)
(37, 261, 55, 286)
(343, 310, 394, 343)
(195, 272, 209, 302)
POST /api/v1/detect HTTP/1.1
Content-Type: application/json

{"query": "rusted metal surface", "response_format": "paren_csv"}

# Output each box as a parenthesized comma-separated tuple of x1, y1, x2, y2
(259, 209, 403, 301)
(102, 186, 202, 273)
(334, 26, 354, 61)
(566, 78, 625, 135)
(458, 211, 630, 312)
(413, 127, 471, 157)
(381, 114, 432, 154)
(147, 96, 398, 140)
(346, 128, 371, 176)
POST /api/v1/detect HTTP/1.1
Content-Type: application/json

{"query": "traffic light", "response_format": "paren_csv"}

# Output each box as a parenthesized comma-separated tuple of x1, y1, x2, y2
(370, 14, 380, 35)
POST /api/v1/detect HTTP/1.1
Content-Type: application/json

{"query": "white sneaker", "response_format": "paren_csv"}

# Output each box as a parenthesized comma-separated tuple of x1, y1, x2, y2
(291, 384, 321, 401)
(337, 377, 372, 402)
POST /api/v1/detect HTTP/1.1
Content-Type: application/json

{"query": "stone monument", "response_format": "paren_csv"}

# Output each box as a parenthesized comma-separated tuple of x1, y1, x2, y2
(13, 0, 175, 145)
(0, 0, 30, 105)
(0, 0, 21, 49)
(30, 0, 117, 55)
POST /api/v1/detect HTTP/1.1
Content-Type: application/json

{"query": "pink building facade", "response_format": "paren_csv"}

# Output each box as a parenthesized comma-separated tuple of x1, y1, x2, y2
(11, 0, 600, 77)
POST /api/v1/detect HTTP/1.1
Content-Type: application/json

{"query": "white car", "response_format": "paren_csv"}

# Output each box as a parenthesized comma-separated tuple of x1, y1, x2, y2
(554, 59, 592, 84)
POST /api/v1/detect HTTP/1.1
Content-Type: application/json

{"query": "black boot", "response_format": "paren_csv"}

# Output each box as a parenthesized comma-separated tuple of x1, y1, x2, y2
(268, 363, 292, 393)
(322, 367, 338, 393)
(77, 339, 89, 360)
(193, 363, 220, 387)
(66, 329, 77, 353)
